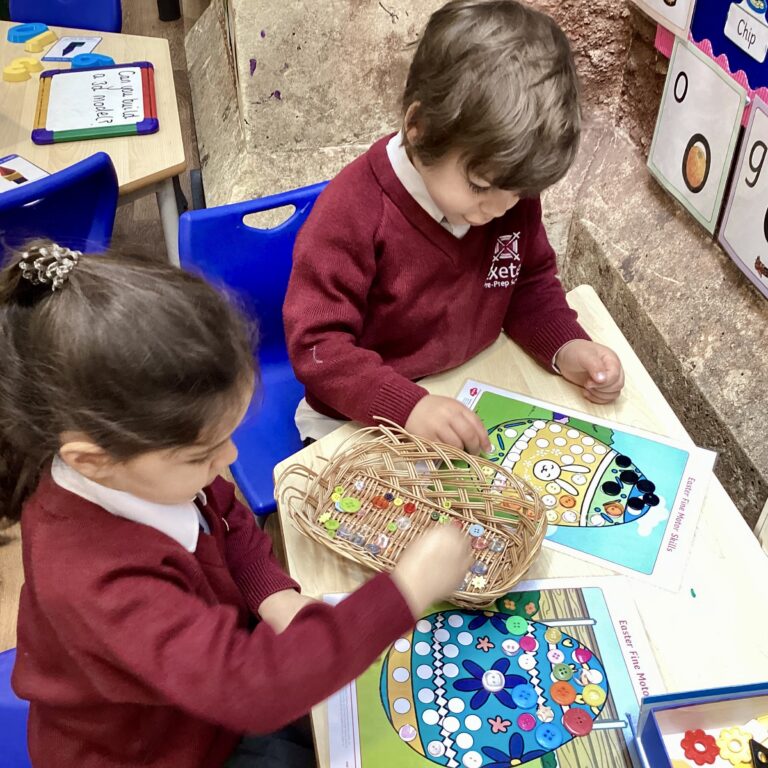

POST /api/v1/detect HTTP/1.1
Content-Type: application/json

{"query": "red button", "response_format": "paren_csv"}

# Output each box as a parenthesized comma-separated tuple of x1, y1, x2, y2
(372, 496, 389, 509)
(403, 502, 416, 515)
(562, 708, 593, 736)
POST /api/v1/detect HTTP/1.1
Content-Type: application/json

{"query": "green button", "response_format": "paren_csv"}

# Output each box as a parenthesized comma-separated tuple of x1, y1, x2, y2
(339, 497, 361, 513)
(553, 663, 573, 681)
(506, 615, 529, 636)
(324, 518, 340, 531)
(386, 522, 397, 533)
(430, 511, 441, 521)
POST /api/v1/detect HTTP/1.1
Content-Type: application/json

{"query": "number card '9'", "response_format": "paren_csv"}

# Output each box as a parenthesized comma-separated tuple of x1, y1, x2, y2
(647, 39, 746, 234)
(720, 97, 768, 299)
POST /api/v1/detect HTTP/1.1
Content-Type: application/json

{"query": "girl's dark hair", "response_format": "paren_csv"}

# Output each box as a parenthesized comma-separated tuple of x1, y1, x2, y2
(402, 0, 581, 196)
(0, 243, 256, 521)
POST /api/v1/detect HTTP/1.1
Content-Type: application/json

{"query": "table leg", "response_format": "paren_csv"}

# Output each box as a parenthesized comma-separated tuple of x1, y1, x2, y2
(157, 177, 180, 266)
(157, 0, 182, 22)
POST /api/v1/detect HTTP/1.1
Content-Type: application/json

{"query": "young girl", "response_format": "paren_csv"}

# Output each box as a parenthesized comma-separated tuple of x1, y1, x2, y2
(1, 243, 472, 768)
(284, 0, 624, 452)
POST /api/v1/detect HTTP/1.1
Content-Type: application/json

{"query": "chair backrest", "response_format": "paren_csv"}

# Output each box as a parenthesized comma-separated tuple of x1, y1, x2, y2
(9, 0, 122, 32)
(0, 648, 31, 768)
(0, 152, 118, 256)
(178, 181, 328, 359)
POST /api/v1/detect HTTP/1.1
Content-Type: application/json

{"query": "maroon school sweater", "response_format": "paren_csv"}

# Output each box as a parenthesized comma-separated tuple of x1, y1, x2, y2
(13, 472, 414, 768)
(284, 135, 590, 426)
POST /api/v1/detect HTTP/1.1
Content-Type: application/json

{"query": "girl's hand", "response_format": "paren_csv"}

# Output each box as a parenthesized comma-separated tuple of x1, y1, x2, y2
(391, 526, 473, 618)
(405, 395, 492, 454)
(554, 340, 624, 404)
(258, 590, 317, 633)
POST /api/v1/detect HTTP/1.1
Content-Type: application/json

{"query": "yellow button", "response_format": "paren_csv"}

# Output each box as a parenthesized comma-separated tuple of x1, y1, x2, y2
(544, 627, 562, 644)
(582, 684, 606, 707)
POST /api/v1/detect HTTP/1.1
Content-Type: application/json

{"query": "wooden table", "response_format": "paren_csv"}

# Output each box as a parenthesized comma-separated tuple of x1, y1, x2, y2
(0, 21, 185, 263)
(274, 284, 768, 767)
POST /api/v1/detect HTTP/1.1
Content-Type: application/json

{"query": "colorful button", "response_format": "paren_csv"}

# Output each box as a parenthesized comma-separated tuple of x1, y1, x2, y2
(351, 533, 366, 546)
(547, 649, 565, 664)
(471, 536, 488, 551)
(562, 707, 594, 737)
(517, 653, 536, 671)
(519, 635, 538, 653)
(537, 705, 555, 723)
(430, 511, 441, 521)
(488, 538, 506, 553)
(354, 479, 365, 491)
(535, 723, 564, 750)
(375, 533, 390, 549)
(511, 684, 537, 709)
(331, 492, 342, 502)
(438, 514, 449, 524)
(386, 522, 397, 533)
(404, 502, 416, 514)
(393, 497, 404, 506)
(573, 647, 593, 664)
(468, 524, 485, 537)
(501, 639, 520, 656)
(396, 516, 412, 531)
(470, 561, 488, 575)
(372, 496, 389, 509)
(582, 684, 606, 707)
(398, 724, 417, 742)
(550, 681, 576, 706)
(506, 615, 529, 635)
(318, 512, 331, 523)
(384, 492, 395, 501)
(517, 713, 536, 731)
(339, 497, 361, 513)
(324, 518, 340, 532)
(337, 525, 353, 540)
(333, 485, 345, 494)
(366, 543, 382, 555)
(470, 575, 487, 589)
(553, 663, 573, 681)
(544, 627, 563, 644)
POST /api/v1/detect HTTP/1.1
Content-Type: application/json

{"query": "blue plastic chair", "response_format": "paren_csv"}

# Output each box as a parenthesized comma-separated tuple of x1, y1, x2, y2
(9, 0, 122, 32)
(0, 152, 118, 256)
(0, 648, 31, 768)
(179, 181, 328, 517)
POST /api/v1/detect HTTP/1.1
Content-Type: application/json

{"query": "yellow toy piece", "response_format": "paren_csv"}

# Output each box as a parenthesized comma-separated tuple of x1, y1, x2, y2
(716, 726, 752, 766)
(23, 29, 57, 53)
(671, 760, 693, 768)
(3, 56, 43, 82)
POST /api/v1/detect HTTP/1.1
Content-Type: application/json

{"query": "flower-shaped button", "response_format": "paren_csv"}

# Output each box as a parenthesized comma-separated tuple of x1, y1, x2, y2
(716, 727, 752, 766)
(680, 729, 718, 766)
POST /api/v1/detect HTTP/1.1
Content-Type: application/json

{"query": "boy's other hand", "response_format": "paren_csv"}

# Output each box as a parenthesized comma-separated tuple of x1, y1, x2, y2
(391, 525, 474, 618)
(555, 340, 624, 404)
(405, 395, 492, 454)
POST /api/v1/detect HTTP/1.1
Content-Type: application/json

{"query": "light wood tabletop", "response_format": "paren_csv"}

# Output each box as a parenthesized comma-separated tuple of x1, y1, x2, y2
(274, 284, 768, 767)
(0, 21, 185, 261)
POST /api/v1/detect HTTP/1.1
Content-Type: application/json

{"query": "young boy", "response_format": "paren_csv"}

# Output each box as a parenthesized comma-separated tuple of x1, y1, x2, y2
(284, 0, 624, 453)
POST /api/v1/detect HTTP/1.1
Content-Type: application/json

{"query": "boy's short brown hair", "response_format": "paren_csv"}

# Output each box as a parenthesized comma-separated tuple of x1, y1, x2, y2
(402, 0, 581, 196)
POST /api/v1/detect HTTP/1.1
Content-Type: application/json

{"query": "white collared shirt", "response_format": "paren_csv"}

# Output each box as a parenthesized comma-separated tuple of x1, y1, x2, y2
(51, 455, 209, 552)
(385, 131, 471, 239)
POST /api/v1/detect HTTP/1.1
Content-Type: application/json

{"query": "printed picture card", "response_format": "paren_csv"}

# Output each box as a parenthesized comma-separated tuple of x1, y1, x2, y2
(648, 38, 747, 233)
(719, 96, 768, 298)
(630, 0, 696, 39)
(42, 36, 101, 62)
(0, 154, 49, 193)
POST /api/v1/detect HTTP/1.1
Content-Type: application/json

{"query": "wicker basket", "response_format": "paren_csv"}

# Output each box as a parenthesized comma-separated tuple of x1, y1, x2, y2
(276, 424, 546, 609)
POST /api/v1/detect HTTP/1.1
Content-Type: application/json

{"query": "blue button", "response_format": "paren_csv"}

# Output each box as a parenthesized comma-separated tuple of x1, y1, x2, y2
(535, 723, 564, 750)
(8, 23, 49, 43)
(511, 684, 537, 709)
(468, 524, 485, 537)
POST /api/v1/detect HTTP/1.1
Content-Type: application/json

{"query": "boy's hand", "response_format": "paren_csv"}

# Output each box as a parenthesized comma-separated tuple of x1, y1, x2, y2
(258, 590, 317, 634)
(405, 395, 492, 454)
(554, 340, 624, 404)
(391, 526, 474, 618)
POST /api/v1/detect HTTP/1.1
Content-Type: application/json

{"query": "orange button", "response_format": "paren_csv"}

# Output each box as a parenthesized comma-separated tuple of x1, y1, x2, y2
(550, 681, 576, 706)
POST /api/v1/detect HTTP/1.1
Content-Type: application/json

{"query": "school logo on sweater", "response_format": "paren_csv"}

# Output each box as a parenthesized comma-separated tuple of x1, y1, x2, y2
(484, 233, 521, 289)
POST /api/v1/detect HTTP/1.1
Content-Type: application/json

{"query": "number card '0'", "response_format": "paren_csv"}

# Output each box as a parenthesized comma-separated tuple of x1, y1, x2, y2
(648, 39, 746, 234)
(720, 97, 768, 299)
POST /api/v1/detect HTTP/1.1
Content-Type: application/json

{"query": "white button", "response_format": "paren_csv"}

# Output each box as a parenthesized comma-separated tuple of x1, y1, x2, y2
(547, 649, 565, 663)
(518, 653, 536, 670)
(482, 670, 506, 692)
(542, 494, 557, 507)
(427, 741, 445, 757)
(463, 750, 484, 767)
(502, 639, 520, 656)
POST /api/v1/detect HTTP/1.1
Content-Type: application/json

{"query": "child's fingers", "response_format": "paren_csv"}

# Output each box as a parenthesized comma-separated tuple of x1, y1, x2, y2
(451, 413, 484, 455)
(436, 424, 466, 451)
(462, 409, 492, 454)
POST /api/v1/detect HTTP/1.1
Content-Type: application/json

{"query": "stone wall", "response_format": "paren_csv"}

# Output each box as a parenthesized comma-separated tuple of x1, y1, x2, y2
(186, 0, 768, 526)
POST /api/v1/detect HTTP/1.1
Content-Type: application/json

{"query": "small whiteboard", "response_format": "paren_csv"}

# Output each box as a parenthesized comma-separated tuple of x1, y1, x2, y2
(32, 62, 158, 145)
(647, 38, 746, 233)
(719, 97, 768, 299)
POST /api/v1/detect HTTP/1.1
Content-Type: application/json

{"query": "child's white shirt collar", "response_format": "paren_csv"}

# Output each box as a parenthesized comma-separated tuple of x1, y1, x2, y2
(51, 455, 208, 552)
(386, 132, 471, 239)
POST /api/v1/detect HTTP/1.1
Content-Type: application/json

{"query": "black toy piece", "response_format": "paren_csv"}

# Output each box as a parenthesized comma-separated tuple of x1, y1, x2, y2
(750, 738, 768, 766)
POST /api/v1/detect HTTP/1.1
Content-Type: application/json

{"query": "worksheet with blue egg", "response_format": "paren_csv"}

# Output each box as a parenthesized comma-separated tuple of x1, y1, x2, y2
(647, 38, 746, 233)
(719, 97, 768, 299)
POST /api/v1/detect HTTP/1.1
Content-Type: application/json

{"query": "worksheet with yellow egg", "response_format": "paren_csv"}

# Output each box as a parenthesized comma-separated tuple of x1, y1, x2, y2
(648, 38, 746, 234)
